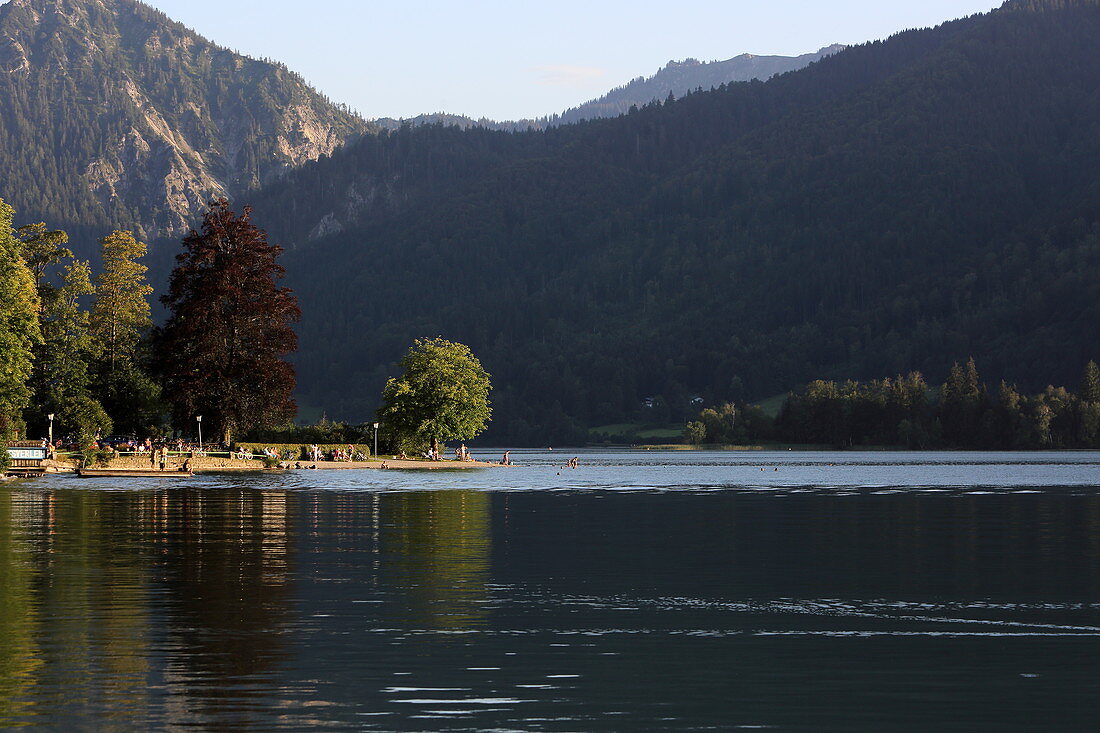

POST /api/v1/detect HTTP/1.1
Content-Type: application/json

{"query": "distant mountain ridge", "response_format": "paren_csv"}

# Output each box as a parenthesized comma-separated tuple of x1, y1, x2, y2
(555, 44, 847, 125)
(0, 0, 372, 237)
(374, 45, 845, 132)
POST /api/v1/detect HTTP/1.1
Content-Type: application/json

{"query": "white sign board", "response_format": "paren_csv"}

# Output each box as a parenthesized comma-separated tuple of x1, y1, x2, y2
(7, 448, 46, 460)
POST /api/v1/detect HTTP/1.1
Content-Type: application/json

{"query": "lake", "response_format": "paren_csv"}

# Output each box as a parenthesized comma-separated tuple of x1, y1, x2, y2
(1, 450, 1099, 730)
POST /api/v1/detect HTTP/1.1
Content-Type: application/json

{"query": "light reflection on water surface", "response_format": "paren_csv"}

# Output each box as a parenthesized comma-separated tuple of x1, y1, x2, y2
(0, 450, 1099, 730)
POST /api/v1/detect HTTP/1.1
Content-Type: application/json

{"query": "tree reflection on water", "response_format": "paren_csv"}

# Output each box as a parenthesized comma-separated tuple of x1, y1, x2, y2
(384, 490, 491, 629)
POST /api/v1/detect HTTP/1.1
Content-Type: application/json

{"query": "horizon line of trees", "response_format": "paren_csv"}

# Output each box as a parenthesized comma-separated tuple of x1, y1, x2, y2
(0, 197, 300, 462)
(686, 358, 1100, 450)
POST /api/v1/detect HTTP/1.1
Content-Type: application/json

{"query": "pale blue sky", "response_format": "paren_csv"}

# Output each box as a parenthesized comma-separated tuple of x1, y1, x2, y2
(138, 0, 1000, 121)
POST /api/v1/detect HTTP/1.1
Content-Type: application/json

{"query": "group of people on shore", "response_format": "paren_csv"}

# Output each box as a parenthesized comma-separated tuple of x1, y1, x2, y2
(44, 433, 532, 471)
(146, 445, 192, 471)
(303, 444, 368, 462)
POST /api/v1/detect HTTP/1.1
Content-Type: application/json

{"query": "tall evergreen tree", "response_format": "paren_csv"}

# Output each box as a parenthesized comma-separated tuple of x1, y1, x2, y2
(1081, 361, 1100, 404)
(90, 230, 160, 434)
(0, 199, 41, 441)
(155, 200, 300, 444)
(1079, 361, 1100, 447)
(941, 358, 986, 446)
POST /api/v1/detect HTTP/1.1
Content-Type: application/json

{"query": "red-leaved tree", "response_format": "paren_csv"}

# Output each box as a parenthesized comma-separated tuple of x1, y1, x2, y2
(155, 200, 300, 444)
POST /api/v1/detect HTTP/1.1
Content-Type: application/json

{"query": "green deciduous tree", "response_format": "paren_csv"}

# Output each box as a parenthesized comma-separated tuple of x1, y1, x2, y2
(378, 338, 492, 455)
(684, 421, 707, 444)
(0, 199, 41, 440)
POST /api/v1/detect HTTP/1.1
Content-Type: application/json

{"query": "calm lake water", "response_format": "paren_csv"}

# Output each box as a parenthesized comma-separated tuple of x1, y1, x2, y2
(1, 450, 1099, 730)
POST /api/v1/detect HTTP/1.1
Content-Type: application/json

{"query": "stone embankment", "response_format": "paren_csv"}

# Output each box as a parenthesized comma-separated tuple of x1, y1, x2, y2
(106, 455, 265, 472)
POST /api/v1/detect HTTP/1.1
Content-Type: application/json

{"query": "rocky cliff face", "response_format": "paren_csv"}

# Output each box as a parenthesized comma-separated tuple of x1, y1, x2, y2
(0, 0, 373, 236)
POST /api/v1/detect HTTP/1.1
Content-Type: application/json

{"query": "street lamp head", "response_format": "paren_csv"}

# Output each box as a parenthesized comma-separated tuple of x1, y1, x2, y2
(373, 422, 379, 429)
(196, 415, 202, 422)
(47, 413, 54, 421)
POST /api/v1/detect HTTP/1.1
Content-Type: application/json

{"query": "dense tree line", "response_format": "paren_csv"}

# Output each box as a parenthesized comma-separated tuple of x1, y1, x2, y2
(686, 359, 1100, 450)
(0, 196, 157, 445)
(0, 196, 299, 451)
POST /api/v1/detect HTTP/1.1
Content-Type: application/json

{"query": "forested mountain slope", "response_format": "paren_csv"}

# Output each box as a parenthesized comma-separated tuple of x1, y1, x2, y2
(0, 0, 370, 241)
(251, 0, 1100, 443)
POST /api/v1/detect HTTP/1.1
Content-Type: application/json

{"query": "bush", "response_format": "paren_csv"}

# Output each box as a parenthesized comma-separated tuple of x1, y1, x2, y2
(237, 442, 373, 461)
(84, 449, 111, 467)
(684, 421, 707, 444)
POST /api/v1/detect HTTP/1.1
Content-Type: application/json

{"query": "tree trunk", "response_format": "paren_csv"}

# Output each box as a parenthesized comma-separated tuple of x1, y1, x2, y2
(431, 436, 439, 458)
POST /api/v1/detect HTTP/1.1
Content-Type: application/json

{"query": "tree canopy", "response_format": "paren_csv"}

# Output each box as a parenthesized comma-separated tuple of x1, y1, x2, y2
(378, 338, 492, 454)
(693, 358, 1100, 450)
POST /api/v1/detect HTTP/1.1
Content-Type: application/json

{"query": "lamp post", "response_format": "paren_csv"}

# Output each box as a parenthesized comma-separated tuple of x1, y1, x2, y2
(373, 422, 379, 460)
(196, 415, 203, 452)
(47, 413, 54, 446)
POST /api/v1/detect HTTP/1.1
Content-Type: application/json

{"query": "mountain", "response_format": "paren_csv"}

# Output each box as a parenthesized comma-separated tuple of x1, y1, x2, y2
(0, 0, 371, 239)
(554, 44, 847, 125)
(245, 0, 1100, 442)
(372, 46, 844, 133)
